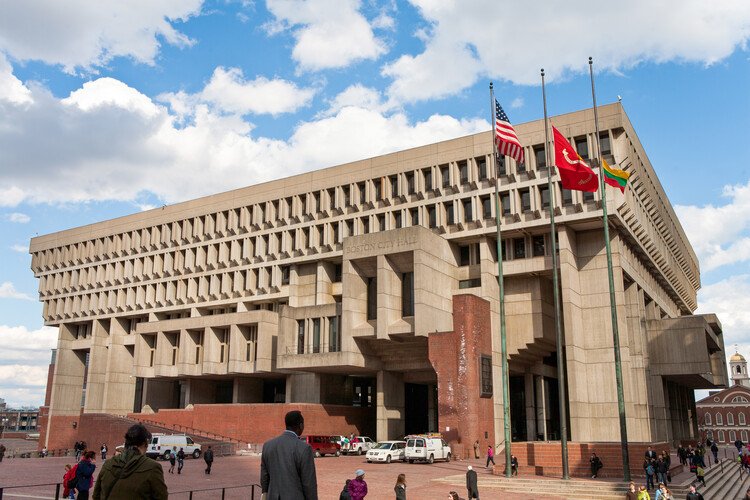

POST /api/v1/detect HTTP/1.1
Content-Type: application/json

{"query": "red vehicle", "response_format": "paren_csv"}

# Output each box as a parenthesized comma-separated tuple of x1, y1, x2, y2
(300, 435, 341, 457)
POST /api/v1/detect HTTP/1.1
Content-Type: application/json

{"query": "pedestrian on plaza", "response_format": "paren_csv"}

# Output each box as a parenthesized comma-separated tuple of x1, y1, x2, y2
(0, 443, 5, 462)
(685, 484, 704, 500)
(656, 457, 668, 485)
(485, 445, 495, 468)
(695, 464, 705, 487)
(176, 448, 185, 474)
(92, 423, 168, 500)
(590, 453, 603, 478)
(654, 483, 667, 500)
(41, 446, 48, 457)
(677, 445, 686, 466)
(466, 465, 478, 499)
(74, 441, 83, 462)
(75, 450, 96, 500)
(168, 447, 176, 474)
(510, 454, 518, 476)
(736, 438, 745, 454)
(339, 479, 351, 500)
(260, 410, 318, 500)
(637, 485, 650, 500)
(348, 469, 367, 500)
(63, 464, 77, 499)
(100, 444, 107, 461)
(696, 445, 705, 467)
(626, 482, 637, 500)
(203, 445, 214, 474)
(394, 473, 406, 500)
(473, 440, 479, 459)
(644, 459, 655, 491)
(645, 446, 657, 461)
(710, 441, 718, 464)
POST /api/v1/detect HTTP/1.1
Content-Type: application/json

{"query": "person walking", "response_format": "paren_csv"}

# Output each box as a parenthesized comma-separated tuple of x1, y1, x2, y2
(0, 443, 6, 462)
(677, 445, 686, 466)
(736, 438, 745, 455)
(685, 484, 704, 500)
(645, 446, 657, 461)
(63, 464, 77, 499)
(176, 448, 185, 474)
(260, 410, 318, 499)
(644, 459, 655, 491)
(636, 485, 650, 500)
(74, 441, 83, 462)
(485, 445, 495, 469)
(466, 465, 478, 499)
(473, 440, 479, 460)
(710, 441, 718, 464)
(348, 469, 367, 500)
(100, 444, 107, 461)
(695, 464, 706, 487)
(590, 453, 603, 478)
(394, 473, 406, 500)
(656, 457, 668, 485)
(654, 483, 667, 500)
(203, 445, 214, 475)
(75, 451, 96, 500)
(339, 479, 351, 500)
(168, 447, 176, 474)
(92, 423, 168, 500)
(510, 455, 518, 477)
(625, 482, 637, 500)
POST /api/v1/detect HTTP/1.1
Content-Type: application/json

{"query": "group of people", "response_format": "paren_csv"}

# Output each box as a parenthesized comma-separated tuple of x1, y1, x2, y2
(643, 446, 673, 490)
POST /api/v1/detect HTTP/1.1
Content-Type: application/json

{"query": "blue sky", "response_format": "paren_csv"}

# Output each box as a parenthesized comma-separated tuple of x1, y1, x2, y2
(0, 0, 749, 407)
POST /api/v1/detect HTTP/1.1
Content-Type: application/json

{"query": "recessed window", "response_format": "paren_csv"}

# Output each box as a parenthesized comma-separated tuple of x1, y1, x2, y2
(480, 355, 493, 397)
(406, 172, 415, 195)
(539, 186, 550, 209)
(459, 243, 480, 266)
(575, 136, 589, 159)
(459, 278, 482, 289)
(482, 196, 492, 219)
(446, 204, 455, 225)
(716, 413, 723, 425)
(501, 193, 511, 216)
(423, 168, 433, 191)
(367, 277, 377, 320)
(516, 157, 526, 173)
(428, 206, 437, 228)
(401, 272, 414, 317)
(520, 189, 531, 212)
(333, 264, 342, 283)
(459, 161, 469, 184)
(390, 175, 399, 198)
(346, 220, 354, 237)
(463, 199, 473, 222)
(477, 157, 487, 180)
(394, 211, 402, 229)
(534, 145, 546, 170)
(532, 235, 545, 257)
(705, 413, 712, 425)
(599, 132, 612, 156)
(362, 218, 370, 234)
(312, 318, 321, 353)
(561, 186, 573, 205)
(374, 180, 382, 201)
(357, 182, 367, 204)
(377, 214, 386, 231)
(496, 156, 506, 176)
(297, 320, 305, 354)
(583, 190, 595, 202)
(513, 238, 526, 259)
(410, 208, 419, 226)
(441, 165, 450, 188)
(328, 316, 340, 352)
(343, 186, 351, 207)
(281, 266, 290, 285)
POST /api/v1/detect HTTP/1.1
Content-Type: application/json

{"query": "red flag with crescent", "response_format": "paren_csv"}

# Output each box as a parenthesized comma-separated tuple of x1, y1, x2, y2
(552, 126, 599, 192)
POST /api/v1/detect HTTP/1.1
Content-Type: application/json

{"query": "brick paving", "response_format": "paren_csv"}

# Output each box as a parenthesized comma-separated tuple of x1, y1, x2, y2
(0, 454, 565, 499)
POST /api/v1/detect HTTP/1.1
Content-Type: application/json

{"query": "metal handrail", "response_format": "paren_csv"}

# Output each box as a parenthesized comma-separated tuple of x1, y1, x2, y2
(172, 483, 262, 500)
(0, 483, 62, 500)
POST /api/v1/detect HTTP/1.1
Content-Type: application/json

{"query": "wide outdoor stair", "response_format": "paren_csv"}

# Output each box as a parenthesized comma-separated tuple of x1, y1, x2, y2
(474, 476, 630, 499)
(670, 459, 750, 499)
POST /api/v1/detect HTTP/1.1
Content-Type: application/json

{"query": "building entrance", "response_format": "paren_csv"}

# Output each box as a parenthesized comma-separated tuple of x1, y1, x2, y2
(404, 383, 429, 435)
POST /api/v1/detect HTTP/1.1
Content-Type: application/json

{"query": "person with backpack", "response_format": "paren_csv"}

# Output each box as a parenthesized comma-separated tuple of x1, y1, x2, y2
(92, 424, 167, 500)
(76, 451, 96, 500)
(176, 448, 185, 475)
(63, 464, 77, 499)
(203, 445, 214, 474)
(644, 459, 656, 491)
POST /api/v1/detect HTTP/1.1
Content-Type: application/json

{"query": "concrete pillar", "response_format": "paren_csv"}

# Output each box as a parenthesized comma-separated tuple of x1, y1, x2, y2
(83, 319, 109, 412)
(101, 318, 137, 415)
(286, 373, 321, 403)
(525, 372, 537, 441)
(233, 377, 263, 403)
(535, 375, 547, 440)
(47, 324, 86, 418)
(376, 255, 401, 339)
(376, 370, 404, 441)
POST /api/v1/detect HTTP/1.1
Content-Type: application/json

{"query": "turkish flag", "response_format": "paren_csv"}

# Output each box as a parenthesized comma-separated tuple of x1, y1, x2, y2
(552, 126, 599, 192)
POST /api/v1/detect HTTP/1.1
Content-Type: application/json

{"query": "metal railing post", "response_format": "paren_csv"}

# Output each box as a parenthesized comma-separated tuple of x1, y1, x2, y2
(189, 491, 193, 500)
(251, 486, 255, 500)
(221, 487, 225, 500)
(55, 483, 61, 499)
(1, 486, 4, 500)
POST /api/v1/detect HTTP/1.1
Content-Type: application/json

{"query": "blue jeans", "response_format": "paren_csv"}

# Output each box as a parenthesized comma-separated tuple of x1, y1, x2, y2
(646, 474, 654, 490)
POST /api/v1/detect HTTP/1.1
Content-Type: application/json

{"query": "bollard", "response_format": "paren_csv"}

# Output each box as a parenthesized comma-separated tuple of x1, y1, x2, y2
(55, 483, 61, 499)
(1, 486, 4, 500)
(251, 487, 255, 500)
(189, 492, 193, 500)
(221, 488, 225, 500)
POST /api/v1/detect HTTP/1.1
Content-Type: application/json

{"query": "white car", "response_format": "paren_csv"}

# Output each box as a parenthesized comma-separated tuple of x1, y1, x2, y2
(145, 434, 202, 460)
(366, 441, 406, 463)
(405, 436, 451, 464)
(343, 436, 375, 455)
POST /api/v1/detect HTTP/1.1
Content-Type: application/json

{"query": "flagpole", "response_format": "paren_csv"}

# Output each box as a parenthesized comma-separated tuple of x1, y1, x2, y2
(489, 82, 512, 478)
(541, 69, 570, 480)
(588, 56, 631, 482)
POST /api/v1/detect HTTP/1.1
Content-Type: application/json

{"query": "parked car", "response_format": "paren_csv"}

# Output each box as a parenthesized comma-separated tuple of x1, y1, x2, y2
(405, 435, 451, 464)
(300, 435, 341, 457)
(343, 436, 375, 455)
(366, 441, 406, 463)
(145, 434, 202, 460)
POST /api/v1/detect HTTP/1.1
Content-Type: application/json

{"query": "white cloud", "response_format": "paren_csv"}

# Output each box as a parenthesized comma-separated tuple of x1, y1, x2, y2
(676, 179, 750, 271)
(0, 0, 204, 73)
(0, 282, 33, 300)
(383, 0, 750, 103)
(10, 244, 28, 253)
(0, 66, 487, 207)
(5, 212, 30, 223)
(190, 67, 316, 115)
(265, 0, 387, 71)
(697, 275, 750, 346)
(324, 84, 391, 115)
(0, 53, 32, 104)
(0, 324, 57, 408)
(510, 97, 524, 109)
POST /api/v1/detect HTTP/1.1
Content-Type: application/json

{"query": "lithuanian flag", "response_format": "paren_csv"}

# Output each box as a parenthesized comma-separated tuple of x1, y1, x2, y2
(602, 158, 630, 193)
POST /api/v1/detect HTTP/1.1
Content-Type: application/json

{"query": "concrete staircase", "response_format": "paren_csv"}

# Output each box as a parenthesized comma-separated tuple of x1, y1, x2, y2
(459, 475, 630, 499)
(670, 460, 750, 499)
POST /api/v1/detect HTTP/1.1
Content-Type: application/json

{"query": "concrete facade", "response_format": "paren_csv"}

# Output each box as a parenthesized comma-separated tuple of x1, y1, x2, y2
(31, 103, 727, 454)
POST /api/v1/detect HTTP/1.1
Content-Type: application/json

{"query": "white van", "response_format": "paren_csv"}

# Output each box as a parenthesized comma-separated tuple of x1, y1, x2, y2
(145, 434, 202, 460)
(405, 435, 451, 464)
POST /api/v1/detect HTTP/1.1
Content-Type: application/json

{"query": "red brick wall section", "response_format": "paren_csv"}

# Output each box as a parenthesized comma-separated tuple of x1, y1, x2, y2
(499, 441, 673, 478)
(129, 403, 375, 445)
(428, 294, 495, 459)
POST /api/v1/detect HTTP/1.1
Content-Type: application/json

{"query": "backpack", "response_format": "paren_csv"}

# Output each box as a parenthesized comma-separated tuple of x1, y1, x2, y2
(646, 464, 655, 475)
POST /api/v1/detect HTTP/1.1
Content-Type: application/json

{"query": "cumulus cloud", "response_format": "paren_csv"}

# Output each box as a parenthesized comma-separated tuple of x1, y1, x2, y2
(5, 212, 30, 223)
(0, 282, 33, 300)
(383, 0, 750, 103)
(0, 324, 57, 407)
(697, 275, 750, 348)
(676, 179, 750, 271)
(162, 67, 317, 116)
(265, 0, 388, 71)
(0, 65, 487, 207)
(0, 0, 203, 73)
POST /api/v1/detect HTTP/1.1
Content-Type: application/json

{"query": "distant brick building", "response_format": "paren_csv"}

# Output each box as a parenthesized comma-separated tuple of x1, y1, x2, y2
(697, 353, 750, 445)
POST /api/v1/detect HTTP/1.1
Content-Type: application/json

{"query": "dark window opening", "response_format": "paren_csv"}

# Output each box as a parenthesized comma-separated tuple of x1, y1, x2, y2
(377, 214, 386, 231)
(480, 355, 493, 397)
(367, 277, 377, 320)
(343, 186, 351, 206)
(562, 186, 573, 205)
(520, 189, 531, 212)
(441, 165, 450, 188)
(575, 136, 589, 160)
(463, 198, 472, 222)
(406, 173, 415, 194)
(514, 238, 526, 259)
(533, 235, 545, 257)
(496, 155, 506, 176)
(281, 266, 290, 285)
(374, 180, 382, 201)
(477, 157, 487, 180)
(501, 193, 511, 216)
(482, 196, 492, 219)
(599, 133, 612, 156)
(394, 211, 402, 229)
(312, 318, 321, 353)
(402, 272, 414, 317)
(390, 175, 399, 198)
(362, 218, 370, 234)
(583, 190, 595, 202)
(428, 206, 437, 228)
(540, 186, 550, 209)
(459, 161, 469, 184)
(423, 168, 433, 190)
(333, 263, 342, 282)
(297, 320, 305, 354)
(534, 145, 546, 170)
(446, 204, 455, 225)
(459, 278, 482, 289)
(411, 208, 419, 226)
(329, 316, 340, 352)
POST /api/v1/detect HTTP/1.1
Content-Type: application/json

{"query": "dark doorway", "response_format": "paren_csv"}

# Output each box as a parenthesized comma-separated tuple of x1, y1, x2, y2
(352, 378, 374, 407)
(216, 380, 233, 404)
(263, 379, 286, 403)
(404, 383, 429, 435)
(510, 376, 526, 441)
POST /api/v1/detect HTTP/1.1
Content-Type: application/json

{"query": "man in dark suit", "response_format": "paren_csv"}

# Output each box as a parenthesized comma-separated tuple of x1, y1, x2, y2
(645, 446, 657, 461)
(466, 465, 479, 499)
(261, 410, 318, 500)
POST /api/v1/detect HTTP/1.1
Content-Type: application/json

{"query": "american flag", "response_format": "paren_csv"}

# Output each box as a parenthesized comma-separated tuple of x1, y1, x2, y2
(495, 100, 524, 165)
